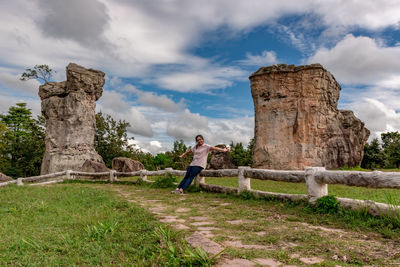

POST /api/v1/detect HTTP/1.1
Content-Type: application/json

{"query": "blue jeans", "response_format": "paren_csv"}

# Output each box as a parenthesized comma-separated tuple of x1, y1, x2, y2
(177, 166, 203, 191)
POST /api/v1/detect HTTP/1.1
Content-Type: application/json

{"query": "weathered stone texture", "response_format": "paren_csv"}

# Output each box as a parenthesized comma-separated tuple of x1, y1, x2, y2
(40, 63, 105, 174)
(0, 172, 13, 182)
(208, 144, 236, 169)
(250, 64, 370, 170)
(112, 157, 145, 172)
(81, 160, 109, 173)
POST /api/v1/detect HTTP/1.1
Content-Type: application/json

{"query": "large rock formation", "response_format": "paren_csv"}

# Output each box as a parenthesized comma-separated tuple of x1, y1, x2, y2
(250, 64, 370, 170)
(0, 172, 13, 182)
(208, 144, 236, 169)
(112, 157, 145, 172)
(39, 63, 106, 174)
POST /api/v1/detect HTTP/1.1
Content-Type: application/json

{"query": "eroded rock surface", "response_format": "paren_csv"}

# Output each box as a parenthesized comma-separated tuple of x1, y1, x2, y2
(40, 63, 105, 174)
(0, 172, 13, 182)
(112, 157, 144, 172)
(250, 64, 369, 170)
(208, 144, 236, 169)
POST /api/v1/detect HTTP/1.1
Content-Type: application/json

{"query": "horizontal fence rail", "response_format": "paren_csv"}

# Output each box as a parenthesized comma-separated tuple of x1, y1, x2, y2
(2, 166, 400, 218)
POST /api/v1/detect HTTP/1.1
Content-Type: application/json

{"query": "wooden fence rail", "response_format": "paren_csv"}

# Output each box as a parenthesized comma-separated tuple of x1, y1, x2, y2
(2, 167, 400, 217)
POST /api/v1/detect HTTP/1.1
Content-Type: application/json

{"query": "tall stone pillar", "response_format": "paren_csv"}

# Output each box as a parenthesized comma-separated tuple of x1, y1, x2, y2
(250, 64, 370, 170)
(39, 63, 105, 174)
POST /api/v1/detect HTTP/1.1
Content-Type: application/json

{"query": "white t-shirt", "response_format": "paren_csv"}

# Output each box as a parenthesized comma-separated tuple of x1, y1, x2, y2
(189, 144, 211, 169)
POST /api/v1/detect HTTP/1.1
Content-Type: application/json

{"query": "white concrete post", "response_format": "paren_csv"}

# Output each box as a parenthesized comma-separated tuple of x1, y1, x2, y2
(165, 168, 172, 176)
(238, 166, 251, 194)
(110, 170, 116, 183)
(140, 170, 148, 182)
(305, 167, 328, 203)
(194, 175, 205, 187)
(66, 170, 72, 180)
(17, 178, 24, 186)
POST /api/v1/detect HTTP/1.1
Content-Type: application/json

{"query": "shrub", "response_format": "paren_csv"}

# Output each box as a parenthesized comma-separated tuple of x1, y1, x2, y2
(315, 195, 340, 214)
(151, 174, 177, 188)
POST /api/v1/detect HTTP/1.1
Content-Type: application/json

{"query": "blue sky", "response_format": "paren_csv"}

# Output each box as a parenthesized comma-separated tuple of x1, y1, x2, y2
(1, 0, 400, 154)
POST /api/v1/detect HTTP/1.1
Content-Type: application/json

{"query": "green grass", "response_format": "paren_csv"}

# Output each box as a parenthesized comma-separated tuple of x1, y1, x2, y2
(0, 184, 210, 266)
(205, 177, 400, 204)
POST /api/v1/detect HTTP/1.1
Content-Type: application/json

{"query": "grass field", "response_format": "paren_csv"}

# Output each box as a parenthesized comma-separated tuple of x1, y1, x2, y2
(1, 179, 400, 266)
(0, 184, 211, 266)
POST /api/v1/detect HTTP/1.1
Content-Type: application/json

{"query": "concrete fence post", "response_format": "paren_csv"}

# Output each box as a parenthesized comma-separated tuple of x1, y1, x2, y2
(140, 170, 148, 182)
(66, 170, 72, 180)
(238, 166, 251, 194)
(194, 174, 205, 187)
(110, 170, 116, 183)
(17, 178, 24, 186)
(165, 168, 172, 176)
(305, 167, 328, 203)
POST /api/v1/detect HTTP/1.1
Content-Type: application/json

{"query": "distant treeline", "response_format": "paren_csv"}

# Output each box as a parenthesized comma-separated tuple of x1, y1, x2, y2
(1, 103, 399, 178)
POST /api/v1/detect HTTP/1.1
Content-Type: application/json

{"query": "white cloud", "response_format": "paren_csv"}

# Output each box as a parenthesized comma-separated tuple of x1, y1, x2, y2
(150, 140, 162, 148)
(155, 66, 246, 92)
(124, 85, 185, 112)
(166, 108, 254, 146)
(308, 34, 400, 85)
(166, 109, 209, 141)
(0, 71, 39, 96)
(240, 50, 277, 66)
(0, 94, 41, 116)
(97, 90, 153, 137)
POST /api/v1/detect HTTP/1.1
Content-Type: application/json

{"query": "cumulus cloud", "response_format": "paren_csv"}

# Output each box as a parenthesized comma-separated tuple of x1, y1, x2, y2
(239, 50, 278, 66)
(308, 34, 400, 85)
(123, 85, 185, 112)
(155, 66, 246, 92)
(36, 0, 110, 47)
(97, 90, 153, 137)
(166, 109, 209, 141)
(0, 93, 41, 116)
(166, 108, 254, 146)
(0, 70, 39, 96)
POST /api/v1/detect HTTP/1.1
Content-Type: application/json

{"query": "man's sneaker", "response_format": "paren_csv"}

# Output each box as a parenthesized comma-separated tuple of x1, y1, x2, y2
(171, 189, 180, 194)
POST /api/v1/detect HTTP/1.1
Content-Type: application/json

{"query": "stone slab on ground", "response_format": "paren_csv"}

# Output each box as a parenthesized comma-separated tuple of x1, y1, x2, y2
(191, 221, 215, 226)
(253, 258, 283, 266)
(171, 224, 190, 230)
(186, 232, 224, 256)
(218, 258, 256, 267)
(226, 219, 252, 225)
(175, 207, 191, 213)
(223, 240, 273, 250)
(189, 216, 210, 221)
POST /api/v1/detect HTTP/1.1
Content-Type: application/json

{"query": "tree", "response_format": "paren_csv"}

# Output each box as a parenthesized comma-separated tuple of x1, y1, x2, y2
(0, 103, 45, 177)
(229, 138, 253, 167)
(381, 131, 400, 168)
(166, 140, 191, 170)
(153, 153, 172, 170)
(361, 138, 385, 169)
(94, 112, 136, 168)
(20, 64, 54, 83)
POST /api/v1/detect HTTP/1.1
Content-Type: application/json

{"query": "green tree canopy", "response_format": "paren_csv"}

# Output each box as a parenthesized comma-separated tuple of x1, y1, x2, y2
(0, 103, 45, 177)
(94, 112, 136, 168)
(361, 138, 385, 169)
(381, 131, 400, 168)
(229, 138, 253, 167)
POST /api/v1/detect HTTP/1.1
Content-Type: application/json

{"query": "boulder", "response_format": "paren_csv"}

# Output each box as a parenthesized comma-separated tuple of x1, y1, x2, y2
(81, 160, 109, 173)
(250, 64, 370, 170)
(112, 157, 144, 172)
(0, 172, 13, 182)
(39, 63, 105, 174)
(208, 144, 236, 169)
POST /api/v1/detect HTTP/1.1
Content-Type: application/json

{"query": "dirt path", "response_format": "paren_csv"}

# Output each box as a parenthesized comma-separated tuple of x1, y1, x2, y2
(107, 185, 399, 267)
